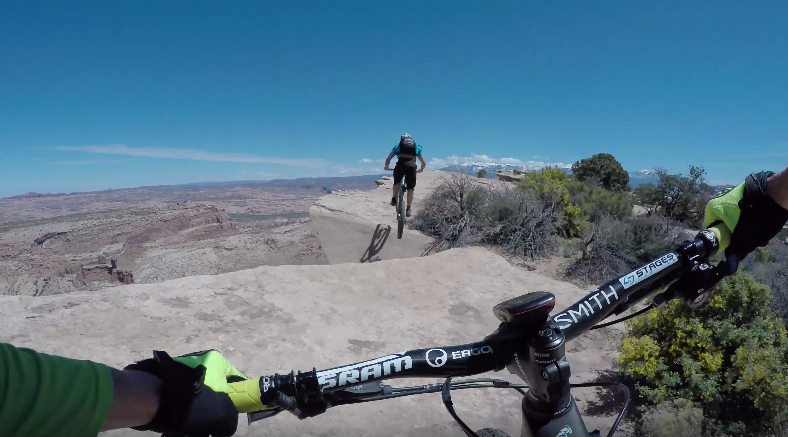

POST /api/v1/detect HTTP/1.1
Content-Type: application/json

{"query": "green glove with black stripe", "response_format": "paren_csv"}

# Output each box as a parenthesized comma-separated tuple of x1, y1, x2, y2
(703, 171, 788, 261)
(125, 350, 252, 437)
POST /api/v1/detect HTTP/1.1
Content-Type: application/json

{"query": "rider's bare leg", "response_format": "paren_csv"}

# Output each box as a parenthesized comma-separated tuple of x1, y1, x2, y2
(407, 190, 414, 208)
(390, 184, 399, 206)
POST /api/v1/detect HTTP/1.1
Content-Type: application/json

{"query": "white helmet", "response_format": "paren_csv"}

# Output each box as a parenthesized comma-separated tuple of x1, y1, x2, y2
(401, 133, 412, 140)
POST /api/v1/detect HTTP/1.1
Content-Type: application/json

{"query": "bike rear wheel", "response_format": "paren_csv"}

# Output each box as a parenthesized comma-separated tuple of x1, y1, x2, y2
(397, 178, 406, 239)
(397, 189, 405, 240)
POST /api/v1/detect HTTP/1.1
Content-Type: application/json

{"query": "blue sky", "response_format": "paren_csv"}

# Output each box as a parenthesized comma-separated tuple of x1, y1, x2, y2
(1, 1, 787, 197)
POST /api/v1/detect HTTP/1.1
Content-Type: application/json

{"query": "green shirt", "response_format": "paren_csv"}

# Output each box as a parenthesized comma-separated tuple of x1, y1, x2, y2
(0, 342, 114, 437)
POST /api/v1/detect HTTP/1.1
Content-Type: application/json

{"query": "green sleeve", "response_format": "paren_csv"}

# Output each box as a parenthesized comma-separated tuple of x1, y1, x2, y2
(0, 342, 114, 437)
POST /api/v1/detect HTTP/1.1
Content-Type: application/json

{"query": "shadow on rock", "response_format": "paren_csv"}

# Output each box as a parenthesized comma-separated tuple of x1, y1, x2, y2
(583, 370, 640, 420)
(360, 224, 391, 263)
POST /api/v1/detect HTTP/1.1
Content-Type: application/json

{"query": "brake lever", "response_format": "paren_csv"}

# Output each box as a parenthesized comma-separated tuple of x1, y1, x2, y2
(652, 256, 738, 310)
(247, 409, 283, 424)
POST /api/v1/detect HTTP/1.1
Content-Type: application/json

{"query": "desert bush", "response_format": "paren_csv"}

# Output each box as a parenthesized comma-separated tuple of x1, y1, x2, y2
(566, 216, 633, 283)
(565, 178, 632, 222)
(565, 214, 682, 284)
(516, 166, 584, 238)
(641, 399, 704, 437)
(618, 273, 788, 435)
(414, 173, 557, 258)
(476, 169, 487, 178)
(413, 173, 487, 249)
(633, 166, 713, 226)
(570, 153, 630, 192)
(481, 186, 558, 259)
(742, 239, 788, 322)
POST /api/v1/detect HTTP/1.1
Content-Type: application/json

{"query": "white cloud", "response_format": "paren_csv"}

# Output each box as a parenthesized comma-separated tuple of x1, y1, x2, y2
(55, 145, 333, 168)
(428, 154, 570, 169)
(358, 158, 374, 163)
(55, 159, 127, 165)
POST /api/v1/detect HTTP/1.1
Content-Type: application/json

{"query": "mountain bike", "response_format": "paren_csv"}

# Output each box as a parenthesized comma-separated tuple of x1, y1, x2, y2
(227, 225, 734, 437)
(385, 168, 407, 239)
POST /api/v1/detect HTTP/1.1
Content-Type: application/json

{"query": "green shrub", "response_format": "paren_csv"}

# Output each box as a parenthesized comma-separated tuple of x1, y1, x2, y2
(742, 240, 788, 322)
(570, 153, 630, 192)
(515, 167, 584, 238)
(641, 399, 704, 437)
(477, 169, 487, 178)
(633, 166, 713, 226)
(565, 178, 632, 222)
(619, 273, 788, 434)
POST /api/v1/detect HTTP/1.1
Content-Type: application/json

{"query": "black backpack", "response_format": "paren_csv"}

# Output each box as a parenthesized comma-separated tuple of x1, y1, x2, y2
(398, 137, 417, 156)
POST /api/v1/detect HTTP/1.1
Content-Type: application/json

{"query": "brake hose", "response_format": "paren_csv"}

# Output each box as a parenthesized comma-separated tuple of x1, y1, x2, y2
(440, 378, 631, 437)
(590, 305, 653, 330)
(441, 377, 480, 437)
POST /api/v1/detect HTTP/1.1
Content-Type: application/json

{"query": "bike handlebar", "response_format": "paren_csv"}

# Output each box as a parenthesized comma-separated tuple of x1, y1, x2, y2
(227, 223, 732, 416)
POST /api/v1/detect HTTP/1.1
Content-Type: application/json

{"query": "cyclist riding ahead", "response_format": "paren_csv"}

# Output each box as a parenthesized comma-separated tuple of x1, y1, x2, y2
(2, 167, 788, 437)
(384, 133, 427, 217)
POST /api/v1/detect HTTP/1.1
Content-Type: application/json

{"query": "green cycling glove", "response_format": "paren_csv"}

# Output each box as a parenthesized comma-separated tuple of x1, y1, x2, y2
(125, 350, 248, 437)
(703, 171, 788, 260)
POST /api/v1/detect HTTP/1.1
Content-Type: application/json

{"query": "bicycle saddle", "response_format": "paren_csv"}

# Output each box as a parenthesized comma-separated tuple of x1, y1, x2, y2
(493, 292, 555, 326)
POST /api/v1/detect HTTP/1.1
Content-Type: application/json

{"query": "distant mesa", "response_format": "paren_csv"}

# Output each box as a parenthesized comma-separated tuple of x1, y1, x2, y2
(495, 169, 526, 183)
(72, 256, 134, 290)
(8, 191, 66, 199)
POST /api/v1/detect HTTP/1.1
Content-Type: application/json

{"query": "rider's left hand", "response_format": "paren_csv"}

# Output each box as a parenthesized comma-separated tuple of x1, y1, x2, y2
(125, 350, 248, 437)
(417, 169, 424, 173)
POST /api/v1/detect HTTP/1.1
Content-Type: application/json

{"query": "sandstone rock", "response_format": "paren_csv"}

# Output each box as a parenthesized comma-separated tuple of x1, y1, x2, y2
(495, 169, 525, 183)
(0, 247, 619, 436)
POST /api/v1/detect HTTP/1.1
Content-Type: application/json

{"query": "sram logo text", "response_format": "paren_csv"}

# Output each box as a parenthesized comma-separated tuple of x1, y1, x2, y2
(317, 354, 412, 389)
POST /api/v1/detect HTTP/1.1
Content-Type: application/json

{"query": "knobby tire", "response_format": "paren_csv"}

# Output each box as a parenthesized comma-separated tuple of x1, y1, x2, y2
(397, 179, 405, 239)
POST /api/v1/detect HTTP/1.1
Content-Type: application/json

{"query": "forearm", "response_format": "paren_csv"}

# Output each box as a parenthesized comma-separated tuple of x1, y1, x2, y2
(419, 156, 427, 170)
(384, 156, 393, 167)
(101, 368, 162, 431)
(767, 166, 788, 210)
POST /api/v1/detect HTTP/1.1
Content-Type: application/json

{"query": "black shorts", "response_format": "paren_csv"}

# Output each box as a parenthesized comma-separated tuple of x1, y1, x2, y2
(393, 161, 417, 191)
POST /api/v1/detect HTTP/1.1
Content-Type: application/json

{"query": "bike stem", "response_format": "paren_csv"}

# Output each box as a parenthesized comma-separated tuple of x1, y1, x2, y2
(486, 317, 590, 437)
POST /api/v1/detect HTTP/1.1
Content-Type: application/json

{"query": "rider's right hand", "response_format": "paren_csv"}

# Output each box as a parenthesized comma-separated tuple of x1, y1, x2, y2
(124, 349, 248, 437)
(384, 166, 391, 171)
(703, 171, 788, 261)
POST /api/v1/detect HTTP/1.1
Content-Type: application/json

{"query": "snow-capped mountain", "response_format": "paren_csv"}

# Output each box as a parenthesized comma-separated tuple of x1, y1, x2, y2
(630, 169, 659, 177)
(627, 169, 660, 187)
(437, 161, 571, 175)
